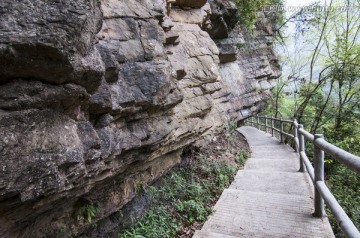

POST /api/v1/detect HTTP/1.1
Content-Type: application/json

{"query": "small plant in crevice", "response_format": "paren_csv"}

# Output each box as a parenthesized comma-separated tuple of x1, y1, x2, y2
(76, 202, 99, 224)
(228, 120, 238, 135)
(236, 42, 247, 49)
(135, 180, 146, 194)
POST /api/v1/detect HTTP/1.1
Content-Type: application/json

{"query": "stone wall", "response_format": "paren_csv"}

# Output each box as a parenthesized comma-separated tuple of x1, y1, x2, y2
(0, 0, 280, 236)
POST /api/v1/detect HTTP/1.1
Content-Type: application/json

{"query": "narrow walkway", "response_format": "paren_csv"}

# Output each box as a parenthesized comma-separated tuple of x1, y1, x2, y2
(193, 126, 334, 238)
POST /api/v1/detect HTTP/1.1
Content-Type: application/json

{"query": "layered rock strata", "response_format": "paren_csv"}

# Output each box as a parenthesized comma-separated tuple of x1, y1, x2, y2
(0, 0, 280, 236)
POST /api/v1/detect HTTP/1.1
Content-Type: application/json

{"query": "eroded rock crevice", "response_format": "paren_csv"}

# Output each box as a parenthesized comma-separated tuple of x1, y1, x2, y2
(0, 0, 280, 236)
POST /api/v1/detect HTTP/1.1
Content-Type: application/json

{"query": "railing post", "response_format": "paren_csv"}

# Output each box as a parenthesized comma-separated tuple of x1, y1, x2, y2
(271, 118, 274, 137)
(251, 116, 254, 127)
(313, 134, 325, 218)
(298, 124, 305, 172)
(265, 117, 268, 133)
(257, 116, 260, 130)
(294, 119, 298, 152)
(280, 118, 284, 143)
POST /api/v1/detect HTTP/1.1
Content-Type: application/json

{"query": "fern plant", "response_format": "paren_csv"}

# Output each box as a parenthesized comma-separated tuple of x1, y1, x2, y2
(76, 202, 99, 223)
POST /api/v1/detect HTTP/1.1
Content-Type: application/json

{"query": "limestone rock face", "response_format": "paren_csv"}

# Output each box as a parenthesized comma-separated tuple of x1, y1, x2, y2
(174, 0, 208, 8)
(0, 0, 280, 237)
(206, 0, 238, 39)
(0, 0, 103, 91)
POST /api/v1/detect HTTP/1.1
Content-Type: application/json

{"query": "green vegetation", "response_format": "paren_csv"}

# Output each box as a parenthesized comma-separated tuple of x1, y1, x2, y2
(236, 42, 247, 49)
(118, 144, 249, 238)
(327, 165, 360, 236)
(228, 120, 238, 134)
(77, 202, 99, 224)
(234, 0, 284, 31)
(236, 150, 249, 165)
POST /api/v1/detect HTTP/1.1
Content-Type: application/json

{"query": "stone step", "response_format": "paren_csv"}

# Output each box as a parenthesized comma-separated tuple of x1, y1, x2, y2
(245, 140, 280, 146)
(229, 170, 313, 196)
(201, 189, 334, 238)
(250, 145, 295, 152)
(250, 151, 298, 159)
(192, 230, 238, 238)
(244, 158, 299, 172)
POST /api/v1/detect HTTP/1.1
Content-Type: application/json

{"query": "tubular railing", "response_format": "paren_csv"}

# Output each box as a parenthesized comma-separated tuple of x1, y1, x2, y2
(246, 115, 360, 238)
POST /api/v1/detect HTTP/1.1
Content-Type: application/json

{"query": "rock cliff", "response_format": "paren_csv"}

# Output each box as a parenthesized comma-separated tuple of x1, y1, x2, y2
(0, 0, 280, 236)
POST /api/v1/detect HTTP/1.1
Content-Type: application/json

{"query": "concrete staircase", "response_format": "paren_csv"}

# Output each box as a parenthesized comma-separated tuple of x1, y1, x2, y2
(192, 126, 334, 238)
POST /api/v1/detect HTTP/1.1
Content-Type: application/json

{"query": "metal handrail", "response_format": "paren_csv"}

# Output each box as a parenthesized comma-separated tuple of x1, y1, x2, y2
(246, 115, 360, 238)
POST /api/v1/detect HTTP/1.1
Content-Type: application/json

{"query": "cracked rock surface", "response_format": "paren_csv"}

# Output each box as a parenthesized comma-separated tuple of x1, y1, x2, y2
(0, 0, 280, 236)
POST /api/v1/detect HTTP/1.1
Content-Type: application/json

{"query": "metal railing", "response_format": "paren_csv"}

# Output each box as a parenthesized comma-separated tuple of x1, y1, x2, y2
(247, 115, 360, 238)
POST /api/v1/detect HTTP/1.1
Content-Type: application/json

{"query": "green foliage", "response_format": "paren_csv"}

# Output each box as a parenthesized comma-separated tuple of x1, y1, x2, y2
(176, 200, 212, 223)
(118, 154, 245, 238)
(235, 0, 267, 29)
(234, 0, 284, 30)
(120, 207, 178, 238)
(236, 42, 247, 49)
(263, 81, 296, 119)
(77, 202, 99, 224)
(326, 164, 360, 237)
(236, 150, 249, 166)
(135, 181, 145, 194)
(228, 120, 238, 135)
